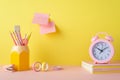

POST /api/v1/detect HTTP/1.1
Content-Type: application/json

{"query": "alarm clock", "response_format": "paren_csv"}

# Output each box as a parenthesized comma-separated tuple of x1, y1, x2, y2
(89, 32, 114, 64)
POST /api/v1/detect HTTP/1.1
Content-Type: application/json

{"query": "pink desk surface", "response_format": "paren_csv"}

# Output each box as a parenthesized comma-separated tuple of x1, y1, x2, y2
(0, 66, 120, 80)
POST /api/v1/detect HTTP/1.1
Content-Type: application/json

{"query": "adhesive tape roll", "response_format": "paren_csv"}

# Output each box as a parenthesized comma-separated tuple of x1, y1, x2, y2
(32, 62, 42, 72)
(41, 62, 49, 71)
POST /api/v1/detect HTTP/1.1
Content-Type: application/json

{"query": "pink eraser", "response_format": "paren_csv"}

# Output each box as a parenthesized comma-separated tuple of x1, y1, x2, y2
(52, 66, 63, 70)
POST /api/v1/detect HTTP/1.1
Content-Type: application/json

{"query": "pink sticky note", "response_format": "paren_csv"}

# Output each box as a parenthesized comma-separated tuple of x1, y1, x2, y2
(32, 13, 49, 25)
(40, 21, 56, 34)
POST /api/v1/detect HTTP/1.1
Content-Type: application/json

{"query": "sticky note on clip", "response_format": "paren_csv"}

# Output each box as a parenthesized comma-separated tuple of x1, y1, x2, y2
(40, 21, 56, 34)
(32, 13, 49, 25)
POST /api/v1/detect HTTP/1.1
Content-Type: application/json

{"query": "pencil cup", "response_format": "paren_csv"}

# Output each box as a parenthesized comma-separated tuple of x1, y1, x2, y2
(10, 46, 29, 71)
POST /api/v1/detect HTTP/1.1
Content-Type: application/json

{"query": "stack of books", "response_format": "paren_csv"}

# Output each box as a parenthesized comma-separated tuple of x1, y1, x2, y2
(82, 61, 120, 74)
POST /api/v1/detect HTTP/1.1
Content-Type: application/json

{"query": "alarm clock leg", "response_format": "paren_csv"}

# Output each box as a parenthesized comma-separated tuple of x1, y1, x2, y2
(106, 62, 109, 64)
(94, 62, 97, 64)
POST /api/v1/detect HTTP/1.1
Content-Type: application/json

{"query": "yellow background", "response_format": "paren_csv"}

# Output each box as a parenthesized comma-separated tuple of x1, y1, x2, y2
(0, 0, 120, 66)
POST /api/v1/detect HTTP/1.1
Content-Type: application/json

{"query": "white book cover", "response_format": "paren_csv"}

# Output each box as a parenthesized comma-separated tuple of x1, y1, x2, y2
(82, 61, 120, 74)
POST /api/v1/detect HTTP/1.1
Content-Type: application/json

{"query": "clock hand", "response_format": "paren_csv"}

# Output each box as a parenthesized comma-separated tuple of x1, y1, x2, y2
(96, 47, 103, 54)
(99, 47, 109, 54)
(102, 47, 109, 51)
(96, 47, 101, 51)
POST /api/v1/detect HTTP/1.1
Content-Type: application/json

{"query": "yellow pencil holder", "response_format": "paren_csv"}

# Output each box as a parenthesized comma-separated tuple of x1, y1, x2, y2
(10, 46, 30, 71)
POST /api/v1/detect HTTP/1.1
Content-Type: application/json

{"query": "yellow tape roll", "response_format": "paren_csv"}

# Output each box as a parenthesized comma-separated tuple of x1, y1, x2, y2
(41, 62, 49, 71)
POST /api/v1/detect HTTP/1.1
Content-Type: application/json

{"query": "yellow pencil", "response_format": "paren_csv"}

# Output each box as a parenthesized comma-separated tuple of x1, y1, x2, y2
(27, 32, 32, 41)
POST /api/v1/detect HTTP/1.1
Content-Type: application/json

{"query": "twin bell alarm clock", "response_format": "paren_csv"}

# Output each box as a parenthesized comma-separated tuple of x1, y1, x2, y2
(89, 32, 114, 64)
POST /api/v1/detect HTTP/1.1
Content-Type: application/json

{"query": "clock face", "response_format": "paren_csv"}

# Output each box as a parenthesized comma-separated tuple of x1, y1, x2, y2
(92, 41, 111, 60)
